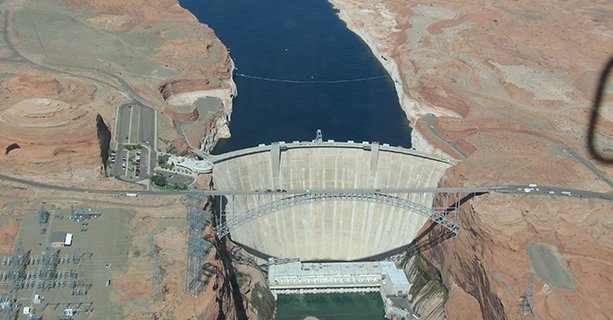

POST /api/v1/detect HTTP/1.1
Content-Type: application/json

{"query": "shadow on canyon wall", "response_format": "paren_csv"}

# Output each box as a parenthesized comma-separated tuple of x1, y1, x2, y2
(360, 192, 484, 261)
(96, 114, 111, 175)
(209, 196, 249, 320)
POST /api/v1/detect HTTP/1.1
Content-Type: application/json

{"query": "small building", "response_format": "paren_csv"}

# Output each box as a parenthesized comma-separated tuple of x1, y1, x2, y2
(167, 155, 214, 174)
(33, 294, 43, 304)
(50, 232, 73, 248)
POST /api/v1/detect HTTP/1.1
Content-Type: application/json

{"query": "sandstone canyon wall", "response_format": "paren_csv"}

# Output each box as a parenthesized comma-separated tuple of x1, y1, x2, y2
(329, 0, 613, 319)
(0, 0, 255, 318)
(0, 0, 236, 187)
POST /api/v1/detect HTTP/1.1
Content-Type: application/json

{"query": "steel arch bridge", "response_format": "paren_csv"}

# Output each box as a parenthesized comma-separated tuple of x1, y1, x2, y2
(195, 185, 611, 239)
(213, 190, 474, 238)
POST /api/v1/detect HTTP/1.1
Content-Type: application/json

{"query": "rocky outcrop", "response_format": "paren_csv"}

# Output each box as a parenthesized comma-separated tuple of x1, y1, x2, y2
(159, 78, 225, 104)
(160, 78, 211, 101)
(329, 1, 613, 319)
(0, 0, 236, 186)
(423, 201, 506, 320)
(400, 251, 447, 319)
(424, 172, 613, 320)
(226, 244, 277, 320)
(6, 72, 64, 97)
(207, 203, 276, 320)
(200, 109, 232, 152)
(0, 93, 100, 177)
(163, 106, 201, 123)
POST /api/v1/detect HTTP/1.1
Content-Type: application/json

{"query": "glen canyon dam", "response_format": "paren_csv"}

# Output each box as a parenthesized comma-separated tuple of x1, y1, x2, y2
(0, 0, 611, 319)
(212, 141, 453, 260)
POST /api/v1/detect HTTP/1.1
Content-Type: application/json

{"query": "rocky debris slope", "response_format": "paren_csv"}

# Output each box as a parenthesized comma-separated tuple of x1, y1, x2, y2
(329, 0, 613, 319)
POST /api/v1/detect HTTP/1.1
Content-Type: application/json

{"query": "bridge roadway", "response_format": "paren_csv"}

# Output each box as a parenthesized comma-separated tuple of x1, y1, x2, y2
(0, 172, 611, 201)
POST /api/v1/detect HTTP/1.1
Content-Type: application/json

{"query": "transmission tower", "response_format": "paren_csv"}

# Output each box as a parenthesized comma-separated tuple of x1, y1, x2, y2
(184, 192, 213, 297)
(38, 206, 49, 234)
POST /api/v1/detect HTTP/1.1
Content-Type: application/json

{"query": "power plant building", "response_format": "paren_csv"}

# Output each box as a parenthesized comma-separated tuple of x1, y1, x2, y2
(268, 259, 410, 296)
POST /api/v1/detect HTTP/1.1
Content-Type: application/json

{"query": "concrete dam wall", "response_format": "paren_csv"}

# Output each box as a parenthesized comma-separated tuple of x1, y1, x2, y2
(212, 141, 453, 260)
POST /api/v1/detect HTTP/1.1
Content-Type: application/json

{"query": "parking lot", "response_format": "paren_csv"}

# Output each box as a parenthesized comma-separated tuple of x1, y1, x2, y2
(110, 146, 151, 181)
(112, 103, 157, 182)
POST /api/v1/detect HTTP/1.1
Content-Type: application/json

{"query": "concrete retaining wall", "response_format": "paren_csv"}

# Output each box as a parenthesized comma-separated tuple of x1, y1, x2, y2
(212, 142, 452, 260)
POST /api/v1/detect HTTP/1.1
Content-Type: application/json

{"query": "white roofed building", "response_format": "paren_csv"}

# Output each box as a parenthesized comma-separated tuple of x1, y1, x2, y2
(167, 155, 214, 174)
(50, 232, 73, 248)
(268, 259, 415, 319)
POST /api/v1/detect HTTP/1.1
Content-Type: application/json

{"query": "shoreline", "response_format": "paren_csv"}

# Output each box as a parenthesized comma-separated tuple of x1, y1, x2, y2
(328, 1, 456, 158)
(174, 0, 238, 153)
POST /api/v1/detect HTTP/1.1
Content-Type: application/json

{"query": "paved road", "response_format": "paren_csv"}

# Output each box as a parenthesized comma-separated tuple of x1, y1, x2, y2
(423, 113, 613, 188)
(493, 185, 613, 201)
(1, 172, 611, 201)
(423, 114, 467, 159)
(3, 7, 161, 186)
(115, 104, 132, 144)
(139, 105, 156, 147)
(138, 104, 157, 176)
(559, 145, 613, 188)
(1, 8, 609, 202)
(115, 103, 156, 146)
(129, 105, 140, 143)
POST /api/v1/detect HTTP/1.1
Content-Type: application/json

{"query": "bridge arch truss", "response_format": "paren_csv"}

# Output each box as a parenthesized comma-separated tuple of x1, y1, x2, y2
(214, 191, 472, 238)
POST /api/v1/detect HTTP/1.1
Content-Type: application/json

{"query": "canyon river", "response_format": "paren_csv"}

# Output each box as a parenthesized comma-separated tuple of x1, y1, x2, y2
(181, 0, 412, 154)
(180, 0, 412, 318)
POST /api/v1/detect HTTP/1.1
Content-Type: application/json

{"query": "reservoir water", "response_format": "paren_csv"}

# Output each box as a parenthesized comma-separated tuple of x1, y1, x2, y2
(180, 0, 412, 154)
(180, 0, 408, 318)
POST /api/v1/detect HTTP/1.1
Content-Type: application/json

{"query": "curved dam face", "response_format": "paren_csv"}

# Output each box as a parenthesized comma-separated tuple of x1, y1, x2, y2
(212, 141, 453, 260)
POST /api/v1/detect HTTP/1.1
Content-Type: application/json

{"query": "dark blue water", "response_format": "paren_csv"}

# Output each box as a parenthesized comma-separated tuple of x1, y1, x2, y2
(180, 0, 412, 154)
(180, 1, 400, 318)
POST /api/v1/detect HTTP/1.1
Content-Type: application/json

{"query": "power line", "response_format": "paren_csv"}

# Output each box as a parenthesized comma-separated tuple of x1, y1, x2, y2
(235, 73, 387, 84)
